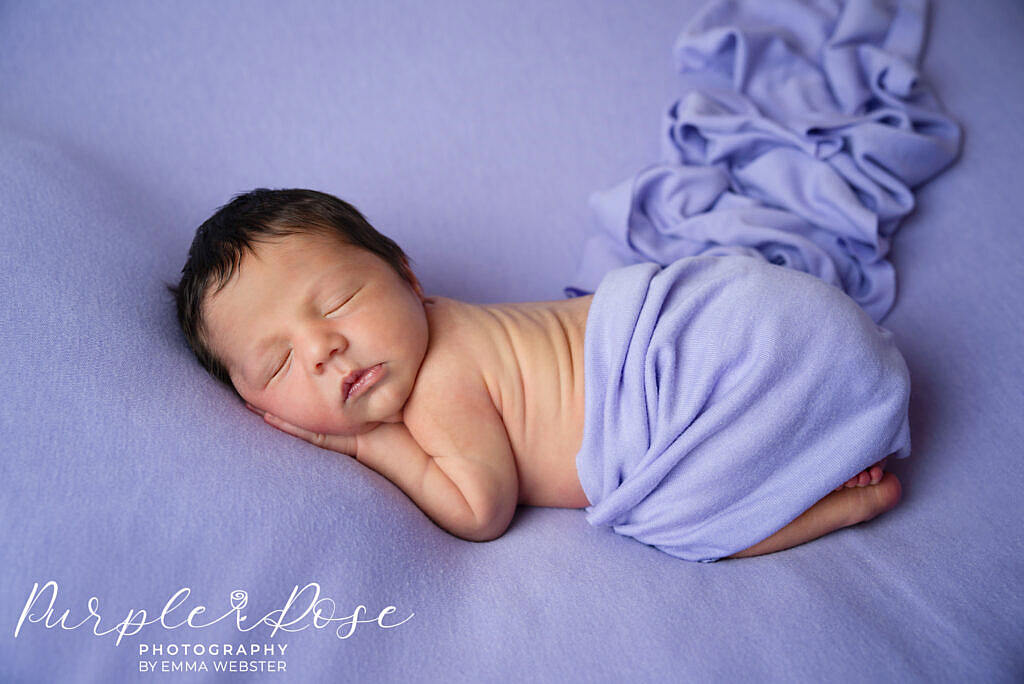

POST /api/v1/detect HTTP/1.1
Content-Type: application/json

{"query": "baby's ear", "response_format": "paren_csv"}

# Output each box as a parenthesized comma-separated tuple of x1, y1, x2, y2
(401, 258, 426, 302)
(411, 277, 426, 302)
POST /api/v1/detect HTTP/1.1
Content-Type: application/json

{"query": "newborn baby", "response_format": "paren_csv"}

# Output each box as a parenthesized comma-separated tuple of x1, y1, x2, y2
(170, 188, 906, 562)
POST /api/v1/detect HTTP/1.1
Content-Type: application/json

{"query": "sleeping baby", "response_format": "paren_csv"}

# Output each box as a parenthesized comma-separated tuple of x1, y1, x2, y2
(169, 188, 909, 562)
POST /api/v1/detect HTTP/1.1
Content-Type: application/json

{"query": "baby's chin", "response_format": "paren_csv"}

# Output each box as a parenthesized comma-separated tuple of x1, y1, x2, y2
(281, 411, 372, 438)
(307, 405, 403, 438)
(326, 419, 383, 437)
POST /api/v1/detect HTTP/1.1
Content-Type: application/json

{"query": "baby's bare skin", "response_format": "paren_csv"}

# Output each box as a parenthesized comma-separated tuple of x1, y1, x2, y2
(207, 231, 591, 542)
(414, 295, 593, 510)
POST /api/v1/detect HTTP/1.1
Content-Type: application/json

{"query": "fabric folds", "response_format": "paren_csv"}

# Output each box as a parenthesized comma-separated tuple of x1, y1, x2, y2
(566, 0, 961, 324)
(575, 255, 912, 562)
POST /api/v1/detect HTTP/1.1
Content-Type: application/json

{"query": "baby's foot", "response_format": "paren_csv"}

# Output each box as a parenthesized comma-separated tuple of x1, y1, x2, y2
(835, 458, 888, 492)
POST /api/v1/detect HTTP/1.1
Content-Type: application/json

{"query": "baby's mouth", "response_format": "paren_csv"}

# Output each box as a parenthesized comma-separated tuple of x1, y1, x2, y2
(342, 364, 385, 402)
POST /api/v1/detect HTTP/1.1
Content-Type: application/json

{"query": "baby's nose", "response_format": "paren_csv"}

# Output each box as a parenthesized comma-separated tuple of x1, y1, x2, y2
(315, 346, 340, 371)
(306, 327, 347, 372)
(313, 331, 349, 370)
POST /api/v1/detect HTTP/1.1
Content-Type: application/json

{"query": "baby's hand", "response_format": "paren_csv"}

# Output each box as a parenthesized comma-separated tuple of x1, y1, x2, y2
(245, 403, 358, 457)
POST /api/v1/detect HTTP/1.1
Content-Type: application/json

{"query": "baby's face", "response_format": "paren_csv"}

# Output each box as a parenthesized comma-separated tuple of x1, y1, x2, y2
(202, 231, 428, 437)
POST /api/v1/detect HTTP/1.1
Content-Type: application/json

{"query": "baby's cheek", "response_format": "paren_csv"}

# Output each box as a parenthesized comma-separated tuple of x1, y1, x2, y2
(316, 407, 365, 437)
(304, 409, 344, 435)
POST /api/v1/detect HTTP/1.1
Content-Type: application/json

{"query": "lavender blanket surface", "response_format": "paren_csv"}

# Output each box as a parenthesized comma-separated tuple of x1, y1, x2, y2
(2, 0, 1021, 680)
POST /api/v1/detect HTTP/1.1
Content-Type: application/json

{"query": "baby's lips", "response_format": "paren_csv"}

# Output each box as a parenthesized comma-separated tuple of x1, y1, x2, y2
(341, 367, 366, 401)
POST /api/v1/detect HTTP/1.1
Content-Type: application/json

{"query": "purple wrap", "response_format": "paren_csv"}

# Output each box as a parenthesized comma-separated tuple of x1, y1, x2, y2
(566, 0, 961, 324)
(575, 255, 911, 562)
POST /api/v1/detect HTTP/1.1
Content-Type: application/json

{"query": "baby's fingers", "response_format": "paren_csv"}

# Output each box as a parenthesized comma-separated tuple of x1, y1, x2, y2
(253, 407, 357, 457)
(262, 412, 324, 444)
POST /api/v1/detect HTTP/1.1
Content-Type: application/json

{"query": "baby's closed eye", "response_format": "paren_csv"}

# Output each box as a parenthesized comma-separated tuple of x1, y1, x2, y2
(269, 351, 291, 381)
(325, 287, 362, 317)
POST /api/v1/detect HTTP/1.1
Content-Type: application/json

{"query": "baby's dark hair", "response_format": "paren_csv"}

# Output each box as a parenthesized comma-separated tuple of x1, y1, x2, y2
(167, 188, 419, 397)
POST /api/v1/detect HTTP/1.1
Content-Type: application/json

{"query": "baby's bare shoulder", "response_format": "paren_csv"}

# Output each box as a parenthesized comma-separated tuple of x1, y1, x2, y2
(402, 298, 512, 461)
(400, 324, 520, 520)
(404, 341, 499, 445)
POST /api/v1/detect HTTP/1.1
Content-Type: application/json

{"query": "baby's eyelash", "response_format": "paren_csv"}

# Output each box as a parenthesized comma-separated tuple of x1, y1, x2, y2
(325, 288, 361, 316)
(271, 350, 291, 380)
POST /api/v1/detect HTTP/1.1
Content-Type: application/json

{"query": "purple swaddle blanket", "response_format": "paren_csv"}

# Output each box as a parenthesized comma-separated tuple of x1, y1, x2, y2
(566, 0, 961, 324)
(566, 0, 960, 561)
(575, 255, 911, 562)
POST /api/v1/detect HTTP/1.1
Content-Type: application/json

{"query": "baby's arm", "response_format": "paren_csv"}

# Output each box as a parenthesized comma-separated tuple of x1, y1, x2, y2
(247, 395, 518, 542)
(354, 417, 518, 542)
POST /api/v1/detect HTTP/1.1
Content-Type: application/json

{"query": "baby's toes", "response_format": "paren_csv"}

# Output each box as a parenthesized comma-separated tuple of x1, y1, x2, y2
(843, 470, 871, 488)
(836, 458, 890, 492)
(837, 473, 860, 491)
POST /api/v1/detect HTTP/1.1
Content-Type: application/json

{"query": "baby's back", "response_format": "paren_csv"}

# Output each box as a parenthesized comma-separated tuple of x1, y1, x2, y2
(409, 294, 592, 508)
